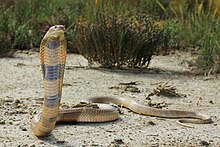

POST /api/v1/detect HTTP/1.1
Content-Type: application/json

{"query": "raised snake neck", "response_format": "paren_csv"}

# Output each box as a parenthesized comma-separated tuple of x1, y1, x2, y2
(31, 25, 212, 137)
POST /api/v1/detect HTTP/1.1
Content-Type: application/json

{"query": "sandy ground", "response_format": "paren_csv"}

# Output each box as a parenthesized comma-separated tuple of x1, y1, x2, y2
(0, 51, 219, 147)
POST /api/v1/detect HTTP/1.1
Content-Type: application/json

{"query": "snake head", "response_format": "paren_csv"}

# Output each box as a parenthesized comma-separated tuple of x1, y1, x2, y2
(44, 25, 65, 40)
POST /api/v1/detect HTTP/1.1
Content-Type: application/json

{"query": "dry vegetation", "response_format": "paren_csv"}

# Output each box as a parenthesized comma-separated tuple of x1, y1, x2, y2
(0, 0, 219, 72)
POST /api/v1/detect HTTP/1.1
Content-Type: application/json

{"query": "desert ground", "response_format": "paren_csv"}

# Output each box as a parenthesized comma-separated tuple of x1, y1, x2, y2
(0, 51, 219, 147)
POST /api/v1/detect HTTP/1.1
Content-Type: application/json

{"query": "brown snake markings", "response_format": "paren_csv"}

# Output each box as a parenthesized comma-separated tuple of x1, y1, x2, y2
(31, 25, 212, 137)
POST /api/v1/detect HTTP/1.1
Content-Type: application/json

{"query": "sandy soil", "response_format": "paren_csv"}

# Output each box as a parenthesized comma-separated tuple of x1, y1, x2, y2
(0, 51, 219, 147)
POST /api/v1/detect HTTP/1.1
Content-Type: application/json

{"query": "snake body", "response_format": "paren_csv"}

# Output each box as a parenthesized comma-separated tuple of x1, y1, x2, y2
(31, 25, 212, 137)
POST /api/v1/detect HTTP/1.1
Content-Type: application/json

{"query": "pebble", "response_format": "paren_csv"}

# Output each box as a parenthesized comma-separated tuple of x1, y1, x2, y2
(112, 139, 124, 144)
(147, 120, 156, 126)
(56, 140, 65, 144)
(14, 99, 21, 104)
(0, 120, 6, 125)
(200, 140, 209, 146)
(19, 126, 27, 131)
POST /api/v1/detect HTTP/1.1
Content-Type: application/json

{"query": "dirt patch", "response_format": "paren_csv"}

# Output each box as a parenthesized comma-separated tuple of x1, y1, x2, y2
(0, 51, 219, 146)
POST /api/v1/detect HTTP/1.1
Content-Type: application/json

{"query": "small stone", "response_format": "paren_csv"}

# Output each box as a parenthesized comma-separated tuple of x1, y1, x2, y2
(113, 139, 124, 144)
(200, 140, 209, 146)
(63, 83, 72, 87)
(124, 85, 140, 93)
(14, 99, 21, 104)
(106, 130, 114, 133)
(0, 120, 5, 125)
(19, 126, 27, 131)
(147, 121, 156, 126)
(56, 140, 65, 144)
(209, 100, 214, 104)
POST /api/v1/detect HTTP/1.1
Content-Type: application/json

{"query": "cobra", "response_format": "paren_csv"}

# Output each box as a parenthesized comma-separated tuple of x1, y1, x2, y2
(31, 25, 212, 137)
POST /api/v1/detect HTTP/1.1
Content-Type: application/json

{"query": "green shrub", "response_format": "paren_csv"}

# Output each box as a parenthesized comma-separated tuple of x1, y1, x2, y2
(196, 19, 220, 71)
(73, 12, 163, 68)
(0, 5, 14, 56)
(0, 0, 219, 72)
(162, 20, 180, 49)
(176, 9, 220, 71)
(138, 0, 170, 18)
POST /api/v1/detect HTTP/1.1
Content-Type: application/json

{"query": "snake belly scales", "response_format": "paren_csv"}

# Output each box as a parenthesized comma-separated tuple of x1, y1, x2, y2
(31, 25, 212, 137)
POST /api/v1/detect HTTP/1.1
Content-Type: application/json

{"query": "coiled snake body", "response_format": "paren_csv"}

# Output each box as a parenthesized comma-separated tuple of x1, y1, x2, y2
(31, 25, 212, 137)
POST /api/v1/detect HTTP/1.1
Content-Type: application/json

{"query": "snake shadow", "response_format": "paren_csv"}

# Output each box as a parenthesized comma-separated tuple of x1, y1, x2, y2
(67, 66, 195, 77)
(37, 118, 122, 146)
(37, 134, 69, 146)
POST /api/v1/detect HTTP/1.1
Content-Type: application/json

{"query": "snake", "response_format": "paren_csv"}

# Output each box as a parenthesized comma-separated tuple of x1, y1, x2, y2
(31, 25, 212, 137)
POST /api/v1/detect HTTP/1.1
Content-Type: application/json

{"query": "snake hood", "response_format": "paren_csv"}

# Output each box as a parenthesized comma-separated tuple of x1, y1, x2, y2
(43, 25, 65, 40)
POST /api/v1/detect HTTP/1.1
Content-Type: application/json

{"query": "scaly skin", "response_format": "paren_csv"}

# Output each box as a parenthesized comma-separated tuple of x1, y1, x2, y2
(31, 25, 212, 137)
(31, 25, 66, 136)
(31, 25, 119, 137)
